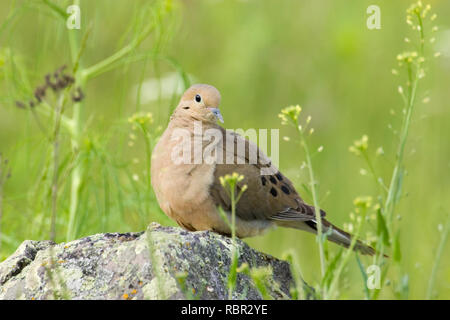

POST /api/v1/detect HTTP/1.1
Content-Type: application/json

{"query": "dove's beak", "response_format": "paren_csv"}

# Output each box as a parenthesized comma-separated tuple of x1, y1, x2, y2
(209, 107, 224, 123)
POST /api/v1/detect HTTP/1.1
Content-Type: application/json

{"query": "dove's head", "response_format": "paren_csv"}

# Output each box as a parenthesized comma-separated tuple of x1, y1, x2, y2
(174, 84, 223, 124)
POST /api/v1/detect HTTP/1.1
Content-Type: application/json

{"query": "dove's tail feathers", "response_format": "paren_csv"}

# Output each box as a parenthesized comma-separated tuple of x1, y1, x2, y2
(320, 219, 376, 256)
(278, 218, 376, 256)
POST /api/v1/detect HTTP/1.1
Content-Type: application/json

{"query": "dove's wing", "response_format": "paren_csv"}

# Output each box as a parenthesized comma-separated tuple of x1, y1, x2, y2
(209, 128, 325, 222)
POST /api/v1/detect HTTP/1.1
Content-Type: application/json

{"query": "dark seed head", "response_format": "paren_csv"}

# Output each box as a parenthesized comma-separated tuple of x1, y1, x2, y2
(15, 101, 26, 109)
(63, 75, 75, 84)
(34, 86, 46, 102)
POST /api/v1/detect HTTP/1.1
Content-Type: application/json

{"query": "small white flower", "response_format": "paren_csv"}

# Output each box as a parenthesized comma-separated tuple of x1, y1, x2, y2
(347, 223, 354, 233)
(376, 147, 384, 156)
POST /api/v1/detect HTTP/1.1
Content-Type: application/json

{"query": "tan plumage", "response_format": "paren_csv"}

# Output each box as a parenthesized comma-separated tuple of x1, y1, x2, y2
(151, 84, 375, 255)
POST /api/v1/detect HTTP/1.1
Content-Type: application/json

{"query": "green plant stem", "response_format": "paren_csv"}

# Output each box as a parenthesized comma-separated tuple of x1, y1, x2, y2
(146, 229, 167, 299)
(372, 30, 424, 299)
(81, 23, 155, 81)
(50, 94, 64, 242)
(228, 183, 238, 300)
(140, 127, 153, 225)
(362, 150, 386, 199)
(371, 74, 419, 300)
(296, 121, 326, 285)
(36, 101, 74, 135)
(66, 0, 83, 240)
(65, 1, 158, 240)
(426, 216, 449, 299)
(0, 162, 4, 254)
(328, 209, 367, 299)
(384, 9, 425, 235)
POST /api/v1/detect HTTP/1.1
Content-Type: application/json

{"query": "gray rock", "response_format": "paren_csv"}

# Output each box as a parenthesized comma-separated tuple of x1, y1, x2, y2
(0, 223, 305, 300)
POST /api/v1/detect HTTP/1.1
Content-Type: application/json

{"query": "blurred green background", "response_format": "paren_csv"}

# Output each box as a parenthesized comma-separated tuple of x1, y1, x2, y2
(0, 0, 449, 299)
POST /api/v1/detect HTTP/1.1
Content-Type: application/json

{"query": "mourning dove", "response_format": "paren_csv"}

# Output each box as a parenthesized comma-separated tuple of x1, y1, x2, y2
(151, 84, 375, 255)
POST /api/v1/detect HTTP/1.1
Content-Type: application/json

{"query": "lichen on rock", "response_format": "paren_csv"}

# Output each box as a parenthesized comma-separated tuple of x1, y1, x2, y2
(0, 223, 302, 300)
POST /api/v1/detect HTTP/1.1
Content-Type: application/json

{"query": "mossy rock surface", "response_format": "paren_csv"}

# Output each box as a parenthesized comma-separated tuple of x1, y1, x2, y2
(0, 223, 301, 300)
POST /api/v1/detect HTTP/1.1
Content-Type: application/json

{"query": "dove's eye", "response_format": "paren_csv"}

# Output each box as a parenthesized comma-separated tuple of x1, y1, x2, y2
(195, 94, 202, 103)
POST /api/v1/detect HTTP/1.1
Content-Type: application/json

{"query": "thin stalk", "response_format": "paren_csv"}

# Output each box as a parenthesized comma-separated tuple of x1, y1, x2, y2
(50, 94, 64, 242)
(385, 77, 418, 223)
(81, 23, 156, 81)
(227, 184, 238, 300)
(328, 209, 368, 299)
(66, 7, 84, 240)
(362, 150, 386, 199)
(296, 121, 326, 282)
(426, 216, 449, 299)
(144, 131, 152, 194)
(384, 9, 425, 233)
(371, 73, 420, 300)
(66, 2, 157, 240)
(0, 159, 4, 254)
(35, 101, 74, 135)
(372, 16, 425, 297)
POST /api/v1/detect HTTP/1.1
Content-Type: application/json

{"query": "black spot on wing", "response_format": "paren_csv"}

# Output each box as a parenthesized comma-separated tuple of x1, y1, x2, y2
(261, 176, 267, 186)
(305, 220, 317, 231)
(281, 185, 290, 195)
(269, 176, 277, 184)
(270, 187, 278, 197)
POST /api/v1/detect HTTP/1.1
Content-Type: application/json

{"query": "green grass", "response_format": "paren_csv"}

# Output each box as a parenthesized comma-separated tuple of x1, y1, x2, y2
(0, 0, 449, 299)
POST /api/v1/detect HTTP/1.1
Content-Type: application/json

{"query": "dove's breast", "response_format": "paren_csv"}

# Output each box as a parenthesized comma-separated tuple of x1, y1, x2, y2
(150, 129, 226, 231)
(150, 126, 275, 237)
